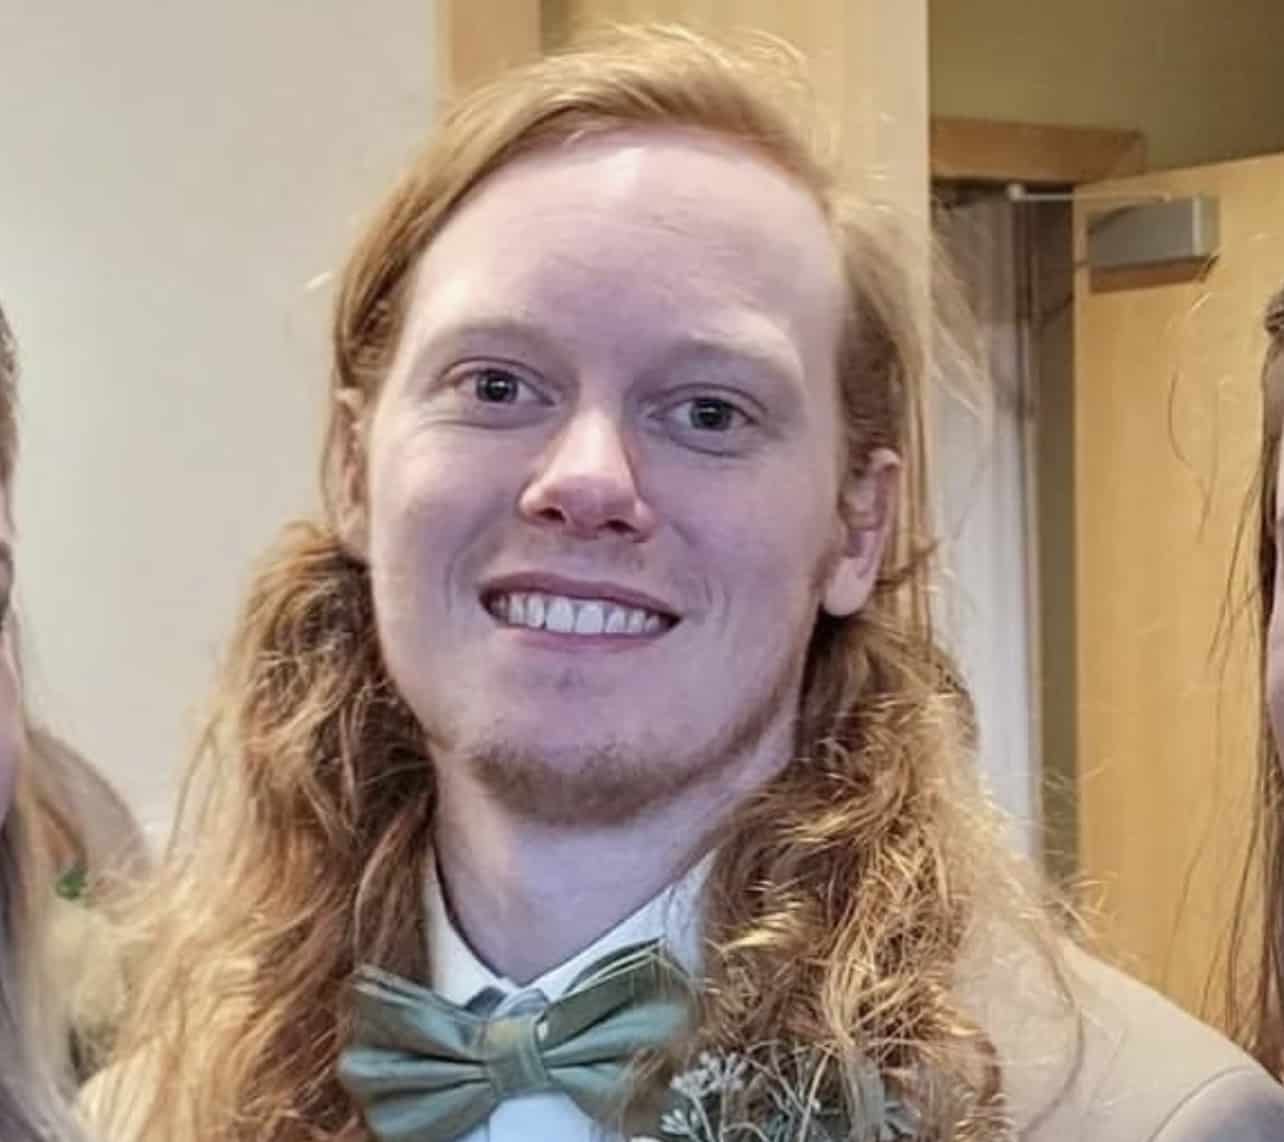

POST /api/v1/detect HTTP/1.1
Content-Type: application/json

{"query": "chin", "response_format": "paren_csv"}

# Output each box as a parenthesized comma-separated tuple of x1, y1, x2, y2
(461, 733, 710, 828)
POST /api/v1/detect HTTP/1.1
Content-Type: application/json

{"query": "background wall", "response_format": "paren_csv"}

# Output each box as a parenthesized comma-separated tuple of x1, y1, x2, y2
(0, 0, 433, 839)
(931, 0, 1284, 170)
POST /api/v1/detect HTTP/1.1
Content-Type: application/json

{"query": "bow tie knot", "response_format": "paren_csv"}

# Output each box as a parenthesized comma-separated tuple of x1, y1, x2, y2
(338, 940, 693, 1141)
(479, 1005, 553, 1099)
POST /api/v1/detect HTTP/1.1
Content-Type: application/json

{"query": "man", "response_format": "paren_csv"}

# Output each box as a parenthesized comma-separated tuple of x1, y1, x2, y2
(91, 26, 1284, 1141)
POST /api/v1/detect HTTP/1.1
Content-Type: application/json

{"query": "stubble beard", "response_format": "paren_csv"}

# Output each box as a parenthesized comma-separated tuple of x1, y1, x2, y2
(460, 626, 814, 829)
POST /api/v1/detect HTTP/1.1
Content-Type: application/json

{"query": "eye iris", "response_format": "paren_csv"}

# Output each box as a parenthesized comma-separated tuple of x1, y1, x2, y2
(476, 370, 519, 403)
(690, 398, 734, 431)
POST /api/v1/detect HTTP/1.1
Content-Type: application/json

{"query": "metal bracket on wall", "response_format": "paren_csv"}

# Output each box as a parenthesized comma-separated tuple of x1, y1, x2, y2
(1006, 182, 1169, 206)
(1085, 194, 1220, 272)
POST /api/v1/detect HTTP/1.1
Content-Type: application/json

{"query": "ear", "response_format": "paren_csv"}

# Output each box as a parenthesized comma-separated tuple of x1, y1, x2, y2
(821, 447, 900, 617)
(333, 387, 371, 561)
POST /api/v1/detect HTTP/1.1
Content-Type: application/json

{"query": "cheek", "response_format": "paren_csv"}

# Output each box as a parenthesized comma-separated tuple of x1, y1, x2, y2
(1270, 614, 1284, 753)
(365, 429, 511, 614)
(369, 431, 467, 554)
(1271, 542, 1284, 755)
(672, 465, 839, 606)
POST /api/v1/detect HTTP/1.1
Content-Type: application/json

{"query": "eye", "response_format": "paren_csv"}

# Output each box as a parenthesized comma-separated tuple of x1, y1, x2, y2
(661, 395, 754, 436)
(450, 364, 550, 414)
(679, 397, 745, 432)
(652, 393, 759, 456)
(471, 367, 526, 404)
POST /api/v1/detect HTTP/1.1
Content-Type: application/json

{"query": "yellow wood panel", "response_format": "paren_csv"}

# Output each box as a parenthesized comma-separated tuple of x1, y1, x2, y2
(1075, 153, 1284, 1023)
(558, 0, 929, 223)
(438, 0, 542, 94)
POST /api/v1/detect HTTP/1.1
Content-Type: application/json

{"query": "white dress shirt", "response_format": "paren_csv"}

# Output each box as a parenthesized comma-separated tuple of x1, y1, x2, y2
(425, 858, 710, 1142)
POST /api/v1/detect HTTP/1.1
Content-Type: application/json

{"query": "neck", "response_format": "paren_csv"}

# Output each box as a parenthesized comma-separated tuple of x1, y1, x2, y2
(432, 745, 789, 984)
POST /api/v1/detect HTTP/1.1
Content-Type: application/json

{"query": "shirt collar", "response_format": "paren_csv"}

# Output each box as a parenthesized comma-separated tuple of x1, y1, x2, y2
(427, 853, 712, 1006)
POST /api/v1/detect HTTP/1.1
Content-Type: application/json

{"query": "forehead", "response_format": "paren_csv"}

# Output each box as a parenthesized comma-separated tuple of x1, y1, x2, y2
(406, 128, 844, 366)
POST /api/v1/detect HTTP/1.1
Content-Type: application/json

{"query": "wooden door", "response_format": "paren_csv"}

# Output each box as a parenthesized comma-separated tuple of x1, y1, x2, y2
(1074, 154, 1284, 1024)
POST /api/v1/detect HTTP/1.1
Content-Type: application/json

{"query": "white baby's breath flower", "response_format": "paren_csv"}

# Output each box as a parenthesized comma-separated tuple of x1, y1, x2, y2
(658, 1105, 704, 1138)
(670, 1070, 708, 1102)
(670, 1054, 728, 1103)
(656, 1043, 917, 1141)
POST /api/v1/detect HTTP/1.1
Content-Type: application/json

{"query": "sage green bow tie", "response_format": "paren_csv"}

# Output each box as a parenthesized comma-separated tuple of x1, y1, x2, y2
(338, 940, 693, 1141)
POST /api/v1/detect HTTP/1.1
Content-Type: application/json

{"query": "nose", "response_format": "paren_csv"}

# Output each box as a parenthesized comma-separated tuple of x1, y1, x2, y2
(518, 410, 657, 540)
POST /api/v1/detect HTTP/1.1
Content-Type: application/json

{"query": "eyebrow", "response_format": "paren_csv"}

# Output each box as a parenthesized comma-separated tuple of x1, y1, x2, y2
(407, 317, 566, 371)
(411, 316, 803, 385)
(647, 331, 803, 387)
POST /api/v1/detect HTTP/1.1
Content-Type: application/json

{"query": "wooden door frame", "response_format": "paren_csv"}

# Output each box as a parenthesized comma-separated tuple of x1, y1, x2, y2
(932, 117, 1145, 185)
(437, 0, 1147, 186)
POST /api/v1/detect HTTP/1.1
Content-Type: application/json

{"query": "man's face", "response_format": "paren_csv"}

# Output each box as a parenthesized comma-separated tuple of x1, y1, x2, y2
(360, 128, 886, 825)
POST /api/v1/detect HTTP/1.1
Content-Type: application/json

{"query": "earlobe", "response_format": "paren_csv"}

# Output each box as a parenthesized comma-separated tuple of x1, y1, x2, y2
(333, 387, 371, 562)
(821, 448, 900, 617)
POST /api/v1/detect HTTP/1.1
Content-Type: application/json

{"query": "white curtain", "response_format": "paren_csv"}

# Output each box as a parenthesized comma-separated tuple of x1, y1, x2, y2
(931, 197, 1041, 857)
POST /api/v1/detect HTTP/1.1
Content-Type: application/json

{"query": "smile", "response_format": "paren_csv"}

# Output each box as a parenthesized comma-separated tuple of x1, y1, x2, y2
(485, 590, 675, 637)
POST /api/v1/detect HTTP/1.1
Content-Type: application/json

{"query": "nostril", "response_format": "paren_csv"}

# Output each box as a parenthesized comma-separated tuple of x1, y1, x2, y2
(518, 469, 656, 540)
(535, 505, 568, 526)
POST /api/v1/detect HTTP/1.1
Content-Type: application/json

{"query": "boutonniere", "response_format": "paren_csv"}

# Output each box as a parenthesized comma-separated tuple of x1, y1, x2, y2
(632, 1045, 919, 1142)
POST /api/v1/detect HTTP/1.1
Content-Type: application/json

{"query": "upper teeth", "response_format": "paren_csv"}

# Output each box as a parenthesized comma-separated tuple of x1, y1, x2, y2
(489, 591, 667, 636)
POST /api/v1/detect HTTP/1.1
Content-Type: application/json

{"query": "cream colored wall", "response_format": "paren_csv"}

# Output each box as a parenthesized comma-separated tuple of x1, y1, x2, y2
(1, 2, 433, 840)
(931, 0, 1284, 170)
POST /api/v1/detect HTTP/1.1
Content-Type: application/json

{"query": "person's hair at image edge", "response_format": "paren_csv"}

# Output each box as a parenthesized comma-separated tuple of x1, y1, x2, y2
(95, 25, 1072, 1141)
(0, 304, 88, 1140)
(1229, 289, 1284, 1076)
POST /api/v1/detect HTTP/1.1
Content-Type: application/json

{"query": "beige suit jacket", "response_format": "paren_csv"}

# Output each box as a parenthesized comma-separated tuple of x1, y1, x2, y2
(83, 937, 1284, 1140)
(962, 934, 1284, 1140)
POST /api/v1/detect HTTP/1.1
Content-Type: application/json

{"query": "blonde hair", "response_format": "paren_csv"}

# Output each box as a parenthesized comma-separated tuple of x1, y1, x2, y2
(98, 26, 1064, 1140)
(0, 303, 87, 1139)
(1228, 287, 1284, 1074)
(0, 769, 89, 1139)
(27, 727, 151, 1082)
(0, 303, 17, 490)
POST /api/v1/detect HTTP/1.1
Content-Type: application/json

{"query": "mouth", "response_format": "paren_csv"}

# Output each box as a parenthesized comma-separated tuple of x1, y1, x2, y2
(482, 588, 679, 639)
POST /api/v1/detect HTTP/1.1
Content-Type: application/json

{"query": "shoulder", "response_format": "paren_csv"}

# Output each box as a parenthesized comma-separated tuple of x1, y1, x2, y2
(959, 933, 1284, 1141)
(1149, 1067, 1284, 1142)
(1063, 948, 1284, 1141)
